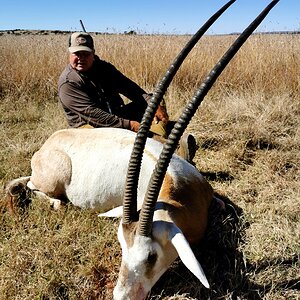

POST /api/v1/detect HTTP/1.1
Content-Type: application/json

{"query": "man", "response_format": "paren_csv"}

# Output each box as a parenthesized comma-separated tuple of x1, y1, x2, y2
(58, 32, 197, 162)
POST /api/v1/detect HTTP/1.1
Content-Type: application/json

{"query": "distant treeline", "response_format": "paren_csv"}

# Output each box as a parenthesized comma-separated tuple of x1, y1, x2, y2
(0, 29, 299, 36)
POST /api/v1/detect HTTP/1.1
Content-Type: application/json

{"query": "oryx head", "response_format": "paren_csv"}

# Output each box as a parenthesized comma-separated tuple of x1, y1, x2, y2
(114, 1, 280, 299)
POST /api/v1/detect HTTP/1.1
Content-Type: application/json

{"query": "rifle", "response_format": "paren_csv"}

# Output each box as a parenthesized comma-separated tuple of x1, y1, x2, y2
(80, 20, 87, 32)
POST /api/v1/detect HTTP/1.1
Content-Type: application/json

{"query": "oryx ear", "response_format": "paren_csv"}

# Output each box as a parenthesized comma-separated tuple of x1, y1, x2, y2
(98, 205, 123, 218)
(169, 225, 210, 289)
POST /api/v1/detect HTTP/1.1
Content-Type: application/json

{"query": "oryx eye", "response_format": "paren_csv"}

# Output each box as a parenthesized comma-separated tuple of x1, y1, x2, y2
(147, 252, 157, 266)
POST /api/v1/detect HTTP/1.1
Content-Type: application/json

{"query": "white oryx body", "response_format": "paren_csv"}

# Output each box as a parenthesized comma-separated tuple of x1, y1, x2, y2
(4, 128, 211, 215)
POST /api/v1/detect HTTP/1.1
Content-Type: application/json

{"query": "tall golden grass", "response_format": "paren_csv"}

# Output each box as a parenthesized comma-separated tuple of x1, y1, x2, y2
(0, 32, 299, 299)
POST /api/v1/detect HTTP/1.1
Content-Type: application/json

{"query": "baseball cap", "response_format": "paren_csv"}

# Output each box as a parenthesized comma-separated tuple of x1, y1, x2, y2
(68, 32, 94, 53)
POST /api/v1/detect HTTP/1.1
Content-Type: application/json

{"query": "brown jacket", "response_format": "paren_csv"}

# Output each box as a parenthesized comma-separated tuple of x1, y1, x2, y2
(58, 56, 150, 129)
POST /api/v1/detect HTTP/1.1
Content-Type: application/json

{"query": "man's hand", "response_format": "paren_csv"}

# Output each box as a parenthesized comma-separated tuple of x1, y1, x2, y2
(154, 104, 169, 124)
(130, 120, 140, 132)
(144, 93, 169, 124)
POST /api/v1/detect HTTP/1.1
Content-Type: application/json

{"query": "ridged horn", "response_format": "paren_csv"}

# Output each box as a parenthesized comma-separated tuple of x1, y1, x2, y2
(122, 0, 237, 224)
(138, 0, 280, 237)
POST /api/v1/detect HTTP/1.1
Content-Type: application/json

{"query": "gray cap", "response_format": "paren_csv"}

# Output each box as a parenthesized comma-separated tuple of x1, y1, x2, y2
(68, 32, 94, 53)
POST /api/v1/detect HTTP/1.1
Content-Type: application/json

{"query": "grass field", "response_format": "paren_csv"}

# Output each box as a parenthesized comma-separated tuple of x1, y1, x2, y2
(0, 32, 299, 299)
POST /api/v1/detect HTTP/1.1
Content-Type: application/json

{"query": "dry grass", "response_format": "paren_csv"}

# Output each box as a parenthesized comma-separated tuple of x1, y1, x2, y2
(0, 32, 299, 299)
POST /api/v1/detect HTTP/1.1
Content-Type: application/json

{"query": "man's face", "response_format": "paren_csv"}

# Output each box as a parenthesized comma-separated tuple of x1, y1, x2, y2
(69, 51, 94, 72)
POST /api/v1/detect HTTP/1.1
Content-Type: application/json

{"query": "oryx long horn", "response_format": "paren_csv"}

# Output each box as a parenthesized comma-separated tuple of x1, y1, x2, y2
(138, 0, 280, 237)
(122, 0, 237, 224)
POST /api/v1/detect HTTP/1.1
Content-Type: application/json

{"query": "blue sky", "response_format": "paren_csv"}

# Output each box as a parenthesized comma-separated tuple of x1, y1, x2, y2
(0, 0, 298, 34)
